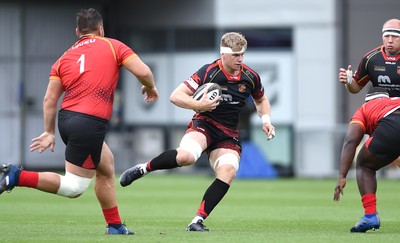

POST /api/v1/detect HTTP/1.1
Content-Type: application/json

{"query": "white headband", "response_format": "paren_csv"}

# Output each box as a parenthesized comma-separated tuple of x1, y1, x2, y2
(365, 92, 389, 102)
(382, 28, 400, 37)
(220, 46, 246, 54)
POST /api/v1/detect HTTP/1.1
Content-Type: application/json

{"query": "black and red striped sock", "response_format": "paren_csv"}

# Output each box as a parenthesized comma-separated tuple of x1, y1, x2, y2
(146, 150, 179, 172)
(196, 178, 230, 218)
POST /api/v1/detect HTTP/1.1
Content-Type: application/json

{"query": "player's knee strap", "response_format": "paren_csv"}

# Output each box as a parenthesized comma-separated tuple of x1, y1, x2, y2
(57, 171, 92, 198)
(214, 153, 239, 171)
(179, 137, 202, 161)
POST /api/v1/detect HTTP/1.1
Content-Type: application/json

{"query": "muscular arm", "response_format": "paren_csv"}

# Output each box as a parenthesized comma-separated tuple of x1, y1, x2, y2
(43, 79, 64, 134)
(124, 56, 159, 102)
(253, 96, 270, 118)
(170, 83, 220, 112)
(253, 96, 275, 140)
(338, 124, 365, 179)
(30, 79, 63, 153)
(334, 123, 365, 201)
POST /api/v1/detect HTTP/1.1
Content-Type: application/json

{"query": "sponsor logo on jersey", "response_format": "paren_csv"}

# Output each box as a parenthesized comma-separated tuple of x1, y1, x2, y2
(374, 66, 386, 71)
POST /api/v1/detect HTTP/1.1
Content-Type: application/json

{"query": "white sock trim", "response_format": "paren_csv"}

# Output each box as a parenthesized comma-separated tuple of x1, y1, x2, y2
(191, 215, 204, 224)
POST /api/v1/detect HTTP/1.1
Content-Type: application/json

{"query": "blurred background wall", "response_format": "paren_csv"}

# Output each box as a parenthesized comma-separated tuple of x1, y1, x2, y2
(0, 0, 399, 178)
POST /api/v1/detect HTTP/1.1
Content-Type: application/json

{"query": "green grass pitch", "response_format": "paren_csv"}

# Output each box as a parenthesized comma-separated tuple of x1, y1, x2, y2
(1, 173, 400, 242)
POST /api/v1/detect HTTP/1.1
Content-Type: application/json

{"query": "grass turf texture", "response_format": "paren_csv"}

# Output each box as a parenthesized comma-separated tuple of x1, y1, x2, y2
(1, 173, 400, 242)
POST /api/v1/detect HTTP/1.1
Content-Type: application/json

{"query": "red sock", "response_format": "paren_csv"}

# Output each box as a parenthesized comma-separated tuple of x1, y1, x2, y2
(102, 206, 122, 225)
(18, 170, 39, 188)
(361, 193, 376, 214)
(196, 200, 208, 219)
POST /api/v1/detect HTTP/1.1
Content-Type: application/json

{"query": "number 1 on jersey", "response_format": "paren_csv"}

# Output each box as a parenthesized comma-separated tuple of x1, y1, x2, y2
(77, 54, 85, 73)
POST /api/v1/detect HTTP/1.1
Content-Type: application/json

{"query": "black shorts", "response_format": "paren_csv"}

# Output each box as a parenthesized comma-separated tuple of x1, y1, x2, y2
(189, 119, 242, 156)
(368, 113, 400, 163)
(58, 110, 108, 169)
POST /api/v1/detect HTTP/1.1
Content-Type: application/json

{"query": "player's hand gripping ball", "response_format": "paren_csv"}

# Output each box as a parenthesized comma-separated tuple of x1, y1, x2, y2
(192, 83, 221, 101)
(192, 83, 221, 113)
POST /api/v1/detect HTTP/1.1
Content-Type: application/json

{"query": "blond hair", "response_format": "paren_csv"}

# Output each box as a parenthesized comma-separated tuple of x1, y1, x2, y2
(220, 32, 247, 53)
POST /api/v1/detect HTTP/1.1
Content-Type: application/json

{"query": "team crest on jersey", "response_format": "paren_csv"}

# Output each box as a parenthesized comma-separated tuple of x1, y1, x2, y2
(397, 66, 400, 75)
(238, 84, 246, 92)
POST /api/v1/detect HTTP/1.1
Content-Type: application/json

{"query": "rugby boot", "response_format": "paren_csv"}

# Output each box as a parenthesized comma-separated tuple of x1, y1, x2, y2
(0, 163, 21, 194)
(350, 213, 380, 233)
(187, 219, 210, 232)
(119, 163, 148, 187)
(106, 223, 134, 235)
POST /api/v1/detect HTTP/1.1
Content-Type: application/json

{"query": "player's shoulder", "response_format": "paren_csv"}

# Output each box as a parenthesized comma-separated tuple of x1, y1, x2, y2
(197, 60, 220, 77)
(241, 63, 260, 81)
(362, 45, 383, 60)
(201, 59, 219, 71)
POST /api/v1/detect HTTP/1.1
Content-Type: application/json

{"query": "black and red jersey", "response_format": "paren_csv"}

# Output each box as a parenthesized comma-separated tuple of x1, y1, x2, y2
(184, 59, 264, 137)
(354, 45, 400, 97)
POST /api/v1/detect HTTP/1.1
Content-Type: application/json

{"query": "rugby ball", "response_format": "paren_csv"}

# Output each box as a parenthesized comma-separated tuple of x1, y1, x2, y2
(192, 83, 221, 101)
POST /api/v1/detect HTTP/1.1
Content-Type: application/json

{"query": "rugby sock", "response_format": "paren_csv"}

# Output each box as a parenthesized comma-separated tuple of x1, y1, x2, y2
(18, 170, 38, 188)
(196, 178, 230, 219)
(103, 206, 122, 225)
(361, 193, 377, 214)
(190, 215, 204, 224)
(146, 150, 179, 171)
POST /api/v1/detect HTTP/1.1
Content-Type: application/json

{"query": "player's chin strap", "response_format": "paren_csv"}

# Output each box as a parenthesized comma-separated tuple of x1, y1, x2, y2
(382, 28, 400, 37)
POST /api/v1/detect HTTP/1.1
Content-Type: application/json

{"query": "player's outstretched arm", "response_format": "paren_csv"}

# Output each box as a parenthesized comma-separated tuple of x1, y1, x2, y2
(254, 96, 275, 140)
(334, 124, 364, 202)
(124, 56, 159, 102)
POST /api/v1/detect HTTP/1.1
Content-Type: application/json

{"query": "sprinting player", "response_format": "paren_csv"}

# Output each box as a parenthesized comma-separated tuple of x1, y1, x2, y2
(120, 32, 275, 231)
(0, 8, 158, 235)
(333, 87, 400, 233)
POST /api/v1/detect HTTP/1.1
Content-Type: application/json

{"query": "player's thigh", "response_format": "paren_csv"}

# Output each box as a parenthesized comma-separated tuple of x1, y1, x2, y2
(96, 142, 114, 178)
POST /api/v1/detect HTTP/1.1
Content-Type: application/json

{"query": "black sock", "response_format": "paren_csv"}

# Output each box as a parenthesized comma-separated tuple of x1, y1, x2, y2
(196, 178, 230, 218)
(147, 150, 179, 171)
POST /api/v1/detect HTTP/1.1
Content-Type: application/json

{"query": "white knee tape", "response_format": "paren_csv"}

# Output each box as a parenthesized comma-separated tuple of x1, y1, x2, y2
(214, 153, 239, 171)
(57, 171, 92, 198)
(179, 137, 203, 161)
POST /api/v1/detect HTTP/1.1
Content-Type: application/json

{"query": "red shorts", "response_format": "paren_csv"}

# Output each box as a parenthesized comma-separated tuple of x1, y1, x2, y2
(187, 119, 242, 156)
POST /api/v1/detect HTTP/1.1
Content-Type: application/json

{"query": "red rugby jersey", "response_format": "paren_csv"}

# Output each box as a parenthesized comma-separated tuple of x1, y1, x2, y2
(50, 36, 136, 120)
(350, 97, 400, 135)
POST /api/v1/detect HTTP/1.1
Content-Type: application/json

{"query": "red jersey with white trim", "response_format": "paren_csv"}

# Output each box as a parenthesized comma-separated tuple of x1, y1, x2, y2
(50, 36, 136, 120)
(350, 97, 400, 135)
(354, 45, 400, 96)
(184, 59, 264, 137)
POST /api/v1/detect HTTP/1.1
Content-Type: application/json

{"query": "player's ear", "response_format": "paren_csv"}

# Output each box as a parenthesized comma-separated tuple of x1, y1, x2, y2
(99, 25, 105, 37)
(75, 28, 79, 38)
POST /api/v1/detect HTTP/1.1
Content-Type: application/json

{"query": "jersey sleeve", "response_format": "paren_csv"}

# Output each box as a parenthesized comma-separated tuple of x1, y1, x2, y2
(354, 46, 381, 87)
(349, 106, 367, 133)
(49, 58, 62, 80)
(108, 38, 137, 66)
(245, 67, 264, 100)
(183, 64, 208, 93)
